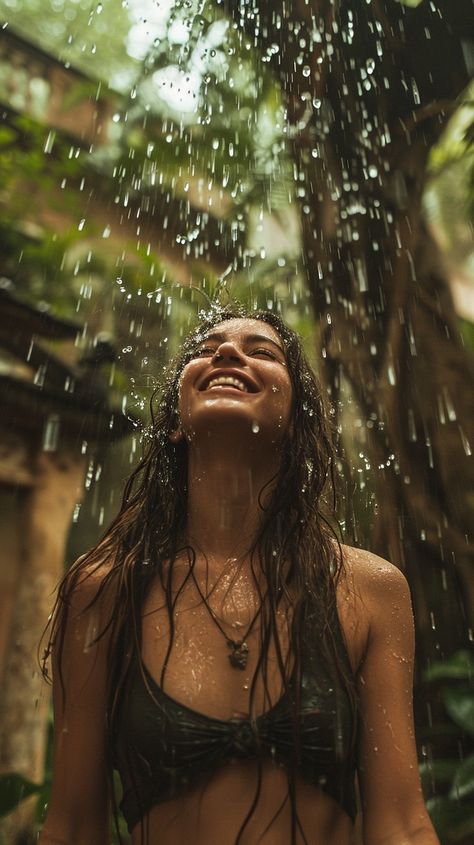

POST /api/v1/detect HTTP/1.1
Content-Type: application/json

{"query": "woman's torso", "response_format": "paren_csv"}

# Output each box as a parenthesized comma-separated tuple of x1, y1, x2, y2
(114, 550, 367, 845)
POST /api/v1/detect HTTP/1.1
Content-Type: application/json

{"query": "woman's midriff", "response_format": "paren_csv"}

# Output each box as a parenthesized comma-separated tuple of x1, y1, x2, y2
(130, 758, 354, 845)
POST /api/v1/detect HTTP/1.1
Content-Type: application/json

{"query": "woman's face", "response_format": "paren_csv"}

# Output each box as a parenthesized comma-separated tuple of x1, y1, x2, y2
(175, 318, 293, 446)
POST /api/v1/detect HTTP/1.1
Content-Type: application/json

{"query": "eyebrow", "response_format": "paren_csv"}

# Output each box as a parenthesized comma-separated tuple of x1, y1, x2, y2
(202, 331, 285, 355)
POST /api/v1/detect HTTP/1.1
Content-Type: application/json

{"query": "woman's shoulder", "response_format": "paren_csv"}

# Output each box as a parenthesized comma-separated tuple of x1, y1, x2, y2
(335, 545, 412, 672)
(62, 551, 117, 618)
(341, 544, 409, 594)
(339, 543, 412, 628)
(50, 552, 122, 678)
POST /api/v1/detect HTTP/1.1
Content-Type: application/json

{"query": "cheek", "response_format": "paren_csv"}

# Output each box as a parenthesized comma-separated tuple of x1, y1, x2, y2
(174, 367, 194, 424)
(176, 361, 209, 437)
(271, 379, 293, 428)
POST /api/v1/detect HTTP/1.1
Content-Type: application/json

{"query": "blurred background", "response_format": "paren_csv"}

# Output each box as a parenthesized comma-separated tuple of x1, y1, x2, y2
(0, 0, 472, 842)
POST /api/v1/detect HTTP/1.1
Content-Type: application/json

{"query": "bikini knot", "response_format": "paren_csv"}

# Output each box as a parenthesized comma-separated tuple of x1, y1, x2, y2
(229, 718, 257, 755)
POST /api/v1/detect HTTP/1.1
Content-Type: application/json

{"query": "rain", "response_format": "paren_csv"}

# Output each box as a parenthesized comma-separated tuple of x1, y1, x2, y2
(0, 0, 473, 843)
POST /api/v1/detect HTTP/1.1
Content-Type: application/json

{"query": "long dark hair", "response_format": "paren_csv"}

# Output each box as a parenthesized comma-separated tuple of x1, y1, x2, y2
(42, 303, 357, 844)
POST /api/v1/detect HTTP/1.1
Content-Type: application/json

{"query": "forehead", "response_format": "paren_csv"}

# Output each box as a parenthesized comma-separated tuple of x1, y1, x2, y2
(201, 318, 283, 346)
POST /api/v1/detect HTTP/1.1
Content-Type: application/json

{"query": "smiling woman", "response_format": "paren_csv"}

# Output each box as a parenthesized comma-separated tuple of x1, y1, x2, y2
(38, 304, 440, 845)
(175, 319, 292, 450)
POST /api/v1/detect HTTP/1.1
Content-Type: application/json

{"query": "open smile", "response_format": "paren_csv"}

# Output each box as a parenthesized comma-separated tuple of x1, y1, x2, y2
(207, 376, 248, 392)
(200, 372, 259, 393)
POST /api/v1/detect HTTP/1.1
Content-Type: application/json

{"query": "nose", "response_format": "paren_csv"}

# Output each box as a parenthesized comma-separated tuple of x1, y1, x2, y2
(212, 341, 245, 364)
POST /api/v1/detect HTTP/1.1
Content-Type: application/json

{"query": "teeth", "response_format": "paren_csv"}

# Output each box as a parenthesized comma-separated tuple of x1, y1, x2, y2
(207, 376, 248, 392)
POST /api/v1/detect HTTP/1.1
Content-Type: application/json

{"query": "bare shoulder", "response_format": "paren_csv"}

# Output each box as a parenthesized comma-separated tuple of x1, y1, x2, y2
(336, 545, 413, 672)
(65, 553, 116, 615)
(51, 553, 117, 700)
(341, 544, 409, 591)
(51, 553, 117, 669)
(340, 544, 413, 630)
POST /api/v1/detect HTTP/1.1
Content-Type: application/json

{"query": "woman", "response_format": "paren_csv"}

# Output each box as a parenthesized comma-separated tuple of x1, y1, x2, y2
(39, 304, 439, 845)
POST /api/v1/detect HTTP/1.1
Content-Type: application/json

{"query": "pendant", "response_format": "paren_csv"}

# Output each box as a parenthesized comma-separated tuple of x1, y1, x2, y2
(228, 640, 249, 670)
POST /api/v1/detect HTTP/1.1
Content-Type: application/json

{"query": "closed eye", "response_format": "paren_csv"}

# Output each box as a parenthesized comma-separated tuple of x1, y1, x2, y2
(191, 345, 282, 361)
(249, 348, 278, 359)
(192, 346, 218, 357)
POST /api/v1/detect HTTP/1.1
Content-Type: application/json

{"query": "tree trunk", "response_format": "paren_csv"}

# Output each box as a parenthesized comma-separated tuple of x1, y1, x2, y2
(225, 0, 474, 772)
(226, 0, 473, 628)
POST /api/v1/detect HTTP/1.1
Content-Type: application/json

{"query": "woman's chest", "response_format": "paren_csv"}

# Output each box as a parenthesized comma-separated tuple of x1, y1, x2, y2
(141, 568, 292, 719)
(139, 559, 366, 719)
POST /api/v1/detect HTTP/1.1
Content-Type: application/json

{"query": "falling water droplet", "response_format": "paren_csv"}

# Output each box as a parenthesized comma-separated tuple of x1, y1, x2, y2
(34, 364, 47, 387)
(252, 421, 260, 434)
(44, 131, 56, 154)
(458, 427, 472, 456)
(42, 415, 60, 452)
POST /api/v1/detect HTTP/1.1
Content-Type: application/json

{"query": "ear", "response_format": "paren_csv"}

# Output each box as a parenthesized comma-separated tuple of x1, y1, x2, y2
(169, 427, 185, 444)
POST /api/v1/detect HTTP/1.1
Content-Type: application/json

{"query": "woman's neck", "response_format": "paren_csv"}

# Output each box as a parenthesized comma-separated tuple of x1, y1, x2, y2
(184, 438, 280, 562)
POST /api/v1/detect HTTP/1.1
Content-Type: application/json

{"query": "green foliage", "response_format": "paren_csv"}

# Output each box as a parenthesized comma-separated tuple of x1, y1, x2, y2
(425, 650, 474, 682)
(459, 318, 474, 354)
(110, 1, 293, 224)
(0, 773, 42, 818)
(443, 686, 474, 735)
(0, 105, 173, 321)
(422, 651, 474, 843)
(0, 0, 136, 85)
(426, 96, 474, 276)
(0, 113, 82, 215)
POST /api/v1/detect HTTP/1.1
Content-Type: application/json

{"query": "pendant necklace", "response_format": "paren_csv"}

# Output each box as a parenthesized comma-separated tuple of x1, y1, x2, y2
(191, 571, 262, 670)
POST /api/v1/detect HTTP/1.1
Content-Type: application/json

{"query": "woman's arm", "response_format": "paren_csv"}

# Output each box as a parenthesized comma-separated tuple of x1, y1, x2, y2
(38, 568, 112, 845)
(353, 550, 440, 845)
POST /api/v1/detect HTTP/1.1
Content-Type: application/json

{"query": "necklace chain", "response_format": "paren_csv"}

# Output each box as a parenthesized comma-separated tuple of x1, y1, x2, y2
(190, 569, 262, 670)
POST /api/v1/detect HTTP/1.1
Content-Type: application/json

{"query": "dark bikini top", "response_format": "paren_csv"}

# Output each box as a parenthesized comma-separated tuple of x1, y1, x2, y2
(113, 601, 358, 833)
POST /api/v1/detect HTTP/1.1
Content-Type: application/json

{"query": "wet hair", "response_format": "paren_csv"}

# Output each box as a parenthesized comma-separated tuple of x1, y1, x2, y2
(42, 303, 357, 844)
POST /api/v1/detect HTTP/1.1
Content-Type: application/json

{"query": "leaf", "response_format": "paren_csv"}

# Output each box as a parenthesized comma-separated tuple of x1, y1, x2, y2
(423, 651, 474, 682)
(443, 686, 474, 735)
(427, 795, 474, 842)
(0, 773, 42, 818)
(451, 754, 474, 800)
(419, 759, 459, 788)
(418, 721, 462, 743)
(0, 126, 17, 147)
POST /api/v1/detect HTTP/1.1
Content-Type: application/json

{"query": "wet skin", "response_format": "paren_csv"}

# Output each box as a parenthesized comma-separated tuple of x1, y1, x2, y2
(39, 319, 440, 845)
(171, 319, 295, 560)
(137, 319, 355, 844)
(138, 552, 360, 845)
(174, 319, 293, 457)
